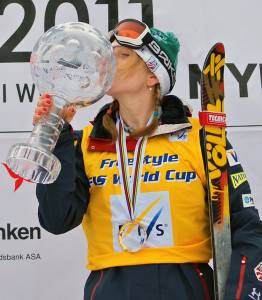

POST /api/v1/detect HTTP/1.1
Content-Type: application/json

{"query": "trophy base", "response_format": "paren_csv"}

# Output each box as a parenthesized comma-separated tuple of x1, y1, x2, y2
(6, 143, 61, 184)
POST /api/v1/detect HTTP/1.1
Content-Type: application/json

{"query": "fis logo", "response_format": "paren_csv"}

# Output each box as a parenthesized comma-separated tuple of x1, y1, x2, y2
(242, 194, 255, 208)
(227, 149, 240, 167)
(118, 215, 166, 239)
(169, 129, 188, 142)
(144, 207, 164, 238)
(230, 172, 247, 189)
(111, 191, 173, 252)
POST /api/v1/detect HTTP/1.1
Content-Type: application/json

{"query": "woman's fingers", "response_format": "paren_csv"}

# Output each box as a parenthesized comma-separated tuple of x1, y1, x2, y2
(63, 105, 77, 123)
(33, 94, 77, 125)
(37, 93, 53, 109)
(35, 105, 49, 114)
(33, 93, 54, 125)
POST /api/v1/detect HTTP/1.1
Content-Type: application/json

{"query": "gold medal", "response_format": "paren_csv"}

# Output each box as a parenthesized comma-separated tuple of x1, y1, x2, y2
(116, 118, 150, 252)
(118, 221, 147, 252)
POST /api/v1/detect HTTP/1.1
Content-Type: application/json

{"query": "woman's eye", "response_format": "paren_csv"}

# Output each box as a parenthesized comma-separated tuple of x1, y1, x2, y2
(121, 52, 130, 57)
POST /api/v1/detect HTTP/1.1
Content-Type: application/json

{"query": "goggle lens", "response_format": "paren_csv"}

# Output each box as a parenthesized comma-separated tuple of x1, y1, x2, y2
(114, 20, 146, 39)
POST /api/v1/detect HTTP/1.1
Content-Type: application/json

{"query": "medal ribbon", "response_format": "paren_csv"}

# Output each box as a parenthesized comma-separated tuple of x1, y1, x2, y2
(116, 118, 147, 220)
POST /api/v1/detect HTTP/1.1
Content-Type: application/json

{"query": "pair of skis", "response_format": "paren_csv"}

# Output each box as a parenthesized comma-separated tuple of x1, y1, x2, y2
(200, 43, 231, 300)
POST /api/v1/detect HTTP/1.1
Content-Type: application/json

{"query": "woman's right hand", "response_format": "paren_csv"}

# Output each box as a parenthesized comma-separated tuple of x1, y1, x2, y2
(32, 93, 76, 125)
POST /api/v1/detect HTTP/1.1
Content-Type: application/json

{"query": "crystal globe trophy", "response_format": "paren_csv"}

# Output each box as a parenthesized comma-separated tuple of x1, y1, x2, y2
(6, 22, 115, 184)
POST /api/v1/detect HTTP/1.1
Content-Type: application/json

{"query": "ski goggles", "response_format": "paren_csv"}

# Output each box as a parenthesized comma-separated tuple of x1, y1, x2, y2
(109, 18, 150, 49)
(109, 19, 176, 90)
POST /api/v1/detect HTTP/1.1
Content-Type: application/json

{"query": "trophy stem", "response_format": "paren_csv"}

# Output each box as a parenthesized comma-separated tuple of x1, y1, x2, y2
(6, 96, 68, 184)
(28, 96, 67, 152)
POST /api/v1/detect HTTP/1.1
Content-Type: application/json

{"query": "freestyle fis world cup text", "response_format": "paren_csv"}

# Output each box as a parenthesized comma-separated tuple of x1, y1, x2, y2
(89, 153, 197, 186)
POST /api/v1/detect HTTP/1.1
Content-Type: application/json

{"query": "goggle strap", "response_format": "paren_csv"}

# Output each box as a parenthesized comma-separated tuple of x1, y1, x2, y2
(142, 32, 175, 91)
(112, 38, 143, 49)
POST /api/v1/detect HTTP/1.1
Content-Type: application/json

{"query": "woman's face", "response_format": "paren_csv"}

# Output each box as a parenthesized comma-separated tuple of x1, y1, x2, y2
(106, 46, 153, 98)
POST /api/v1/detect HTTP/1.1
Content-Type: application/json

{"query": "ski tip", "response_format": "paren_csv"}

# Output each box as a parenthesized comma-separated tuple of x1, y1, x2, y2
(214, 42, 225, 54)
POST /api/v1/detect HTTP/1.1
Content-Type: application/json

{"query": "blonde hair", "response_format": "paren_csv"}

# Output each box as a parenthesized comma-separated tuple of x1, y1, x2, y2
(102, 84, 161, 142)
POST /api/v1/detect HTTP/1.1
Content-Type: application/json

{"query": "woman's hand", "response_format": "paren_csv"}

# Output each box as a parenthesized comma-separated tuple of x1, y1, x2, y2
(32, 93, 76, 125)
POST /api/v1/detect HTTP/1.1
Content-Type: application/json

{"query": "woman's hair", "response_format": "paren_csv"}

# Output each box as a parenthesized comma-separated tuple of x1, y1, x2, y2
(102, 83, 161, 142)
(102, 99, 119, 142)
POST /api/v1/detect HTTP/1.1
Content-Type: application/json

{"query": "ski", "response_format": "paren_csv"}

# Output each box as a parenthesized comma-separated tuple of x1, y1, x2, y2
(199, 43, 232, 300)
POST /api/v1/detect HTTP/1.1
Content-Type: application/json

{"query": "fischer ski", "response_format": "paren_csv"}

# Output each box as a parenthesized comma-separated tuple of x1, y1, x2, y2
(199, 43, 232, 300)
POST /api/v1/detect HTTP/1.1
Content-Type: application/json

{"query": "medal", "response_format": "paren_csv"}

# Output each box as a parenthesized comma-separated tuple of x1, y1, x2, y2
(116, 117, 148, 252)
(118, 221, 147, 252)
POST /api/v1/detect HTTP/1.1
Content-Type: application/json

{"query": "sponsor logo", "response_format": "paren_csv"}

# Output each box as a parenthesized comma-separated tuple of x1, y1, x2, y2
(110, 191, 173, 252)
(146, 56, 160, 72)
(230, 172, 247, 189)
(208, 113, 226, 124)
(242, 194, 255, 208)
(0, 253, 41, 261)
(248, 288, 261, 300)
(0, 223, 41, 240)
(169, 129, 188, 142)
(227, 149, 240, 167)
(147, 40, 176, 84)
(199, 111, 226, 127)
(254, 262, 262, 282)
(3, 162, 31, 192)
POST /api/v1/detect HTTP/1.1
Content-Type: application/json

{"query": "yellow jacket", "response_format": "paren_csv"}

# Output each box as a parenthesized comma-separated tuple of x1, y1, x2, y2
(81, 118, 211, 270)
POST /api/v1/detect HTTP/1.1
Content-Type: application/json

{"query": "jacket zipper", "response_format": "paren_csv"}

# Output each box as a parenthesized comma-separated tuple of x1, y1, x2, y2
(236, 256, 247, 300)
(194, 264, 211, 300)
(90, 270, 104, 300)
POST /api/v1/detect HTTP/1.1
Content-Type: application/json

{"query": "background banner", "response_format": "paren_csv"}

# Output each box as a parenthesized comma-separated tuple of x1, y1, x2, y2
(0, 1, 261, 299)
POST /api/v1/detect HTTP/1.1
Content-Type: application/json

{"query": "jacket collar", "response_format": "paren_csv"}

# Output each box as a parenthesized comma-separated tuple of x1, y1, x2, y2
(89, 95, 192, 140)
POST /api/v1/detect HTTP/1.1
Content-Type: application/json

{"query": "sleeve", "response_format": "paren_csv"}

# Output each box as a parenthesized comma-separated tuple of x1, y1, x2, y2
(36, 123, 90, 234)
(223, 139, 262, 300)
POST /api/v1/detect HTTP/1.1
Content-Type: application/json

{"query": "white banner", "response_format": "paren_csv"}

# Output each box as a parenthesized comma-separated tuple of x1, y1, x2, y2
(0, 135, 88, 300)
(0, 0, 261, 131)
(0, 1, 261, 299)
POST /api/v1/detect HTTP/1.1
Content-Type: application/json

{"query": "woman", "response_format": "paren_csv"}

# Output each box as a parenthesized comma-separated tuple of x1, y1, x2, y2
(34, 19, 262, 300)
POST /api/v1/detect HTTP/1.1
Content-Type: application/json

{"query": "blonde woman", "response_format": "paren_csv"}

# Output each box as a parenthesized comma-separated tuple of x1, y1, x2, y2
(34, 19, 262, 300)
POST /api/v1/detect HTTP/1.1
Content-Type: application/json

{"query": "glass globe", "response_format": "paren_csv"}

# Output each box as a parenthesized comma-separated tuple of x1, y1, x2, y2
(31, 21, 115, 105)
(6, 22, 115, 184)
